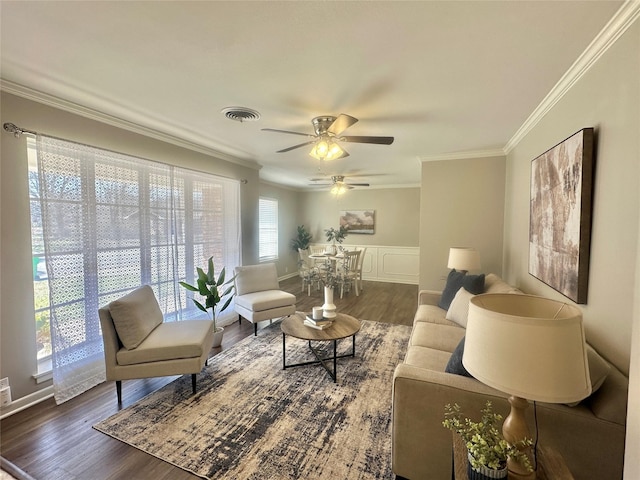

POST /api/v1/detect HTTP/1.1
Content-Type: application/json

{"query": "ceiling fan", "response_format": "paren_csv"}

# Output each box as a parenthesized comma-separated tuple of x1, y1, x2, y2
(262, 114, 394, 161)
(310, 175, 369, 195)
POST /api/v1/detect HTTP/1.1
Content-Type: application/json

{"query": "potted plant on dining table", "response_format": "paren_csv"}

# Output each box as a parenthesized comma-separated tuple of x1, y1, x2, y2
(324, 225, 348, 255)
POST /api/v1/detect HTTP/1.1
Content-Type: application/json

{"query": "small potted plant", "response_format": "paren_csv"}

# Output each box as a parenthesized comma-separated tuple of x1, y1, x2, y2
(324, 226, 348, 254)
(443, 401, 533, 480)
(179, 256, 235, 348)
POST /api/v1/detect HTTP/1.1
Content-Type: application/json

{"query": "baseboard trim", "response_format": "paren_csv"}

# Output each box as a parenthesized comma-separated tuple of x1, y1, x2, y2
(0, 386, 54, 419)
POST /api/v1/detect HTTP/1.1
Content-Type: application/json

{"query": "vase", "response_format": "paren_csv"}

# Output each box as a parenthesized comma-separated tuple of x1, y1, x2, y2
(467, 453, 508, 480)
(322, 286, 337, 318)
(212, 326, 224, 348)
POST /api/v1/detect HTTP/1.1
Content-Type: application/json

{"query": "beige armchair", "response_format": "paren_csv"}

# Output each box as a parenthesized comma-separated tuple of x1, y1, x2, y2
(98, 285, 215, 404)
(234, 263, 296, 335)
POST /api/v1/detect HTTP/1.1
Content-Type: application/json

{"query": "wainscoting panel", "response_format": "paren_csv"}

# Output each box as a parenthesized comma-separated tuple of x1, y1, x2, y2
(376, 247, 420, 284)
(309, 244, 419, 285)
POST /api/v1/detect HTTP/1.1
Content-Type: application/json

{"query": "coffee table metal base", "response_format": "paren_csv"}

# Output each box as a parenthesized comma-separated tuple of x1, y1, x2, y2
(282, 334, 356, 383)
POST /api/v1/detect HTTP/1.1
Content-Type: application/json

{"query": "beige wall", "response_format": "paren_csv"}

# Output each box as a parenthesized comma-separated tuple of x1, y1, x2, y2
(299, 187, 420, 248)
(1, 92, 260, 402)
(503, 22, 638, 376)
(502, 22, 639, 478)
(419, 156, 506, 291)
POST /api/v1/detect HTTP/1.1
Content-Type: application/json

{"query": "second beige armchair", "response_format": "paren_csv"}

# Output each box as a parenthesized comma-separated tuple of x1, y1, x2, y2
(234, 263, 296, 335)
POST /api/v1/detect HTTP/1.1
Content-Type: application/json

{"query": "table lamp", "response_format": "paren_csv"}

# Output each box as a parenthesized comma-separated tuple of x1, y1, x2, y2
(463, 294, 591, 479)
(447, 247, 481, 273)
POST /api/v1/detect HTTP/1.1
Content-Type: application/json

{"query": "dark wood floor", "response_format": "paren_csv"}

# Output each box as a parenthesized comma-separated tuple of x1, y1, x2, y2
(0, 277, 417, 480)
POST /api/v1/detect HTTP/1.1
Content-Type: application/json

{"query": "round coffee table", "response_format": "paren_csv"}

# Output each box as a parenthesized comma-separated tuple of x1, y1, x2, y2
(281, 312, 361, 382)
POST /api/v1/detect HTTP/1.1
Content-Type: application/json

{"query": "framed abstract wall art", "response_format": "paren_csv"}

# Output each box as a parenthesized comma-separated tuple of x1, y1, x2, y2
(529, 128, 594, 304)
(339, 210, 375, 234)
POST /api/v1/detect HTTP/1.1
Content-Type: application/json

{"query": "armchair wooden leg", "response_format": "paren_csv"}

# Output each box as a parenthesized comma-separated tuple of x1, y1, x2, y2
(192, 374, 197, 394)
(116, 380, 122, 404)
(254, 322, 258, 336)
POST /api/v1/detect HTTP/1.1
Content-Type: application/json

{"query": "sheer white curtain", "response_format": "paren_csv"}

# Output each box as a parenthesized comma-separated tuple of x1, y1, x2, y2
(35, 135, 240, 404)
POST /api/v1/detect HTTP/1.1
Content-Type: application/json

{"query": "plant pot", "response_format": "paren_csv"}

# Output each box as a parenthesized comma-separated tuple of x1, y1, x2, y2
(467, 453, 508, 480)
(212, 326, 224, 348)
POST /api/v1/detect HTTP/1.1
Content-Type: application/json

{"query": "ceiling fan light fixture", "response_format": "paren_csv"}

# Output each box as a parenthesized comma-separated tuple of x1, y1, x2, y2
(330, 182, 348, 196)
(309, 137, 345, 161)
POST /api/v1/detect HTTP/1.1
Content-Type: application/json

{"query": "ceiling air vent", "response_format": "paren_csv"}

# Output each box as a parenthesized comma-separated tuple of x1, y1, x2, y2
(221, 106, 261, 123)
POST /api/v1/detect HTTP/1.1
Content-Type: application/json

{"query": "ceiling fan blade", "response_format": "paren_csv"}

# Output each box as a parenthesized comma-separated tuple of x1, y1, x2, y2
(262, 128, 315, 138)
(346, 183, 370, 187)
(328, 114, 358, 136)
(340, 135, 394, 145)
(276, 141, 317, 153)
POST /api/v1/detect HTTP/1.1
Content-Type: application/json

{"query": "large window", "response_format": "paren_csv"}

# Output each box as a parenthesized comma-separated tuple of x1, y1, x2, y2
(29, 135, 240, 403)
(259, 197, 278, 261)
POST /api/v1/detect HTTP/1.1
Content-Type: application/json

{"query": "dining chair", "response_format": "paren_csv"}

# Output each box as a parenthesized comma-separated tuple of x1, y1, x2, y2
(355, 246, 367, 293)
(337, 250, 361, 298)
(298, 248, 318, 295)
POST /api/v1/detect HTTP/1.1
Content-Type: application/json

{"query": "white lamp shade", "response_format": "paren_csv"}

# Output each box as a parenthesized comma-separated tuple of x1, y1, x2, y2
(447, 247, 481, 271)
(463, 294, 591, 404)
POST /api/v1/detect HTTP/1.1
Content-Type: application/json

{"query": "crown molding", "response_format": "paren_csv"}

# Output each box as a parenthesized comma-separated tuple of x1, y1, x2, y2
(0, 79, 261, 170)
(504, 0, 640, 154)
(419, 148, 506, 163)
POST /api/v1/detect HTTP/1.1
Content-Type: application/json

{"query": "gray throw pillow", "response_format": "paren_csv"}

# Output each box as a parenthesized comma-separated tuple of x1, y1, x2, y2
(438, 270, 485, 310)
(445, 337, 473, 377)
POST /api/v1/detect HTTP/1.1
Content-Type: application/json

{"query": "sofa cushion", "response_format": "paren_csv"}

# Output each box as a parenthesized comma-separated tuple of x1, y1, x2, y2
(405, 345, 452, 371)
(445, 287, 475, 327)
(410, 322, 465, 352)
(116, 320, 212, 366)
(235, 289, 296, 312)
(414, 304, 459, 327)
(109, 285, 163, 350)
(445, 336, 473, 377)
(438, 270, 485, 310)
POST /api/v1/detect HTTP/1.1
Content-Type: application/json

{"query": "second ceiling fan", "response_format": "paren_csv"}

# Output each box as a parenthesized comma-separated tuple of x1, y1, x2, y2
(262, 114, 394, 161)
(310, 175, 369, 195)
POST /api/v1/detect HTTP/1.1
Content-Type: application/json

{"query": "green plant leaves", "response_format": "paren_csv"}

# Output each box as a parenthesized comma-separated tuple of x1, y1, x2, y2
(179, 256, 237, 328)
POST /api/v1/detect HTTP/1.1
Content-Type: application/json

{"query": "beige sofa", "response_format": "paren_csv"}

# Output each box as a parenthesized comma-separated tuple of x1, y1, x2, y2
(391, 274, 628, 480)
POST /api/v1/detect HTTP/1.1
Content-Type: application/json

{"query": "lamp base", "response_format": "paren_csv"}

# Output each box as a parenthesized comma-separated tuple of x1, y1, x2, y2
(503, 396, 536, 480)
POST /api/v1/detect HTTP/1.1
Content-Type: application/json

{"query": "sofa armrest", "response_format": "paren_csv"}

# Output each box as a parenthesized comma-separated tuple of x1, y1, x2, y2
(392, 364, 626, 480)
(392, 364, 509, 480)
(418, 289, 442, 306)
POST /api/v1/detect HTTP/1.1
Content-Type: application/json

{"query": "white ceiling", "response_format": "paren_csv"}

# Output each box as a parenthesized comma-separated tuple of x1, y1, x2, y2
(1, 1, 623, 190)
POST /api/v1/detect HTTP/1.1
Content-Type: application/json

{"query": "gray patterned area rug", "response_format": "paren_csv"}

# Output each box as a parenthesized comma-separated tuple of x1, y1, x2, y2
(93, 319, 411, 480)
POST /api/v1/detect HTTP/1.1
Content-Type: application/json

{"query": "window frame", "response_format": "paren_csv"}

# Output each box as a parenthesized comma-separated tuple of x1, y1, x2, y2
(258, 197, 279, 262)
